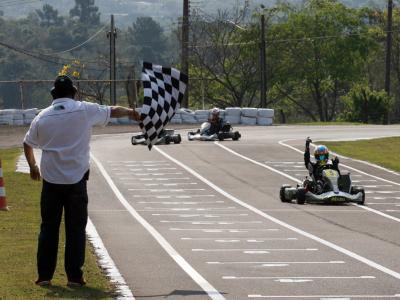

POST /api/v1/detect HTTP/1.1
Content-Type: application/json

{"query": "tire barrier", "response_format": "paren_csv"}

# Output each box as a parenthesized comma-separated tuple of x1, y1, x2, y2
(0, 107, 274, 126)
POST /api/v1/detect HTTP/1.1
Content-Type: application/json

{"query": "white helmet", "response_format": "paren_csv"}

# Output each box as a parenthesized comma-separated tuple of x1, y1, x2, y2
(211, 107, 220, 116)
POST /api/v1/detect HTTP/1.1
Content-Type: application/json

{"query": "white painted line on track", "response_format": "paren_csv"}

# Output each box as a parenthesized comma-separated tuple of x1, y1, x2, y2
(128, 188, 205, 192)
(138, 201, 223, 204)
(117, 172, 183, 176)
(143, 207, 240, 211)
(171, 228, 279, 232)
(363, 185, 393, 188)
(161, 220, 261, 224)
(155, 145, 400, 280)
(152, 213, 249, 217)
(208, 260, 344, 265)
(248, 294, 400, 298)
(91, 153, 225, 300)
(277, 140, 400, 223)
(184, 238, 297, 241)
(86, 219, 135, 300)
(352, 179, 378, 183)
(224, 275, 374, 280)
(132, 194, 216, 199)
(193, 248, 318, 252)
(124, 177, 191, 181)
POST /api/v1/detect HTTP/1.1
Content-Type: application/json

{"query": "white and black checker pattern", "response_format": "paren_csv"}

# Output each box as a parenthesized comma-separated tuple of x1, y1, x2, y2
(139, 62, 188, 150)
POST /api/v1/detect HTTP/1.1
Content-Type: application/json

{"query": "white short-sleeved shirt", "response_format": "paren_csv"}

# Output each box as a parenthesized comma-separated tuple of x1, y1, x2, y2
(24, 98, 111, 184)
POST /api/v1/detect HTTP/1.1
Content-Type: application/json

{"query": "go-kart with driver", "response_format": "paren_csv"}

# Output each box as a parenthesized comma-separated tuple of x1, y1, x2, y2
(187, 108, 241, 141)
(280, 137, 365, 205)
(131, 129, 181, 145)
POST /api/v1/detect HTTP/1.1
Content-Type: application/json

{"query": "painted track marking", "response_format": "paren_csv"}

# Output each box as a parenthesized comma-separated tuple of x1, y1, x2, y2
(91, 153, 225, 300)
(155, 144, 400, 280)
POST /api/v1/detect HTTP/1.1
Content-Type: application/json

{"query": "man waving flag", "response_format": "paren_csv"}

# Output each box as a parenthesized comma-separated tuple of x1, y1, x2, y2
(139, 62, 188, 150)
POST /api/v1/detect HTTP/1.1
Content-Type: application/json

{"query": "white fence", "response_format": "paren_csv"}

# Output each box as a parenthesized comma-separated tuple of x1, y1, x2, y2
(0, 107, 274, 126)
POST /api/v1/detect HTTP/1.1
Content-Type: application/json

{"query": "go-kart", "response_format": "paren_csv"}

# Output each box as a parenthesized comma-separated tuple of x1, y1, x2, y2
(131, 129, 182, 145)
(187, 122, 241, 141)
(280, 165, 365, 205)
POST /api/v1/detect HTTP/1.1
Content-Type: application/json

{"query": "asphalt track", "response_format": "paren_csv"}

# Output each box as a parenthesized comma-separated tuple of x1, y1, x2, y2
(88, 125, 400, 300)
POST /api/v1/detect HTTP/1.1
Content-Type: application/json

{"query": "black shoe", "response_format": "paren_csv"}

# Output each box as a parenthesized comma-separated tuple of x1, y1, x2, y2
(35, 278, 51, 286)
(67, 277, 86, 287)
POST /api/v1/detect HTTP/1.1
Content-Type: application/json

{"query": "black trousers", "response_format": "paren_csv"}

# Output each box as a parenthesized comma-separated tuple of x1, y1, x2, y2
(37, 171, 89, 281)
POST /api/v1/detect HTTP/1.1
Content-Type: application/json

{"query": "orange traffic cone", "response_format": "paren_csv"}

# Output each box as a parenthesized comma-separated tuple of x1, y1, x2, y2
(0, 159, 9, 211)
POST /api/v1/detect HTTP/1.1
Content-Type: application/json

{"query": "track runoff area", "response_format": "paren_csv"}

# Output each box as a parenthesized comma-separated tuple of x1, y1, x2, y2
(88, 125, 400, 300)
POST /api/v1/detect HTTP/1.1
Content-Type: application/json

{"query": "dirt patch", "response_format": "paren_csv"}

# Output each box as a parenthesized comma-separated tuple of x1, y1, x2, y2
(0, 124, 197, 149)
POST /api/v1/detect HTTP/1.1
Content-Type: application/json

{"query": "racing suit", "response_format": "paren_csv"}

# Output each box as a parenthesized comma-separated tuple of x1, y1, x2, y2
(206, 118, 224, 135)
(304, 148, 340, 181)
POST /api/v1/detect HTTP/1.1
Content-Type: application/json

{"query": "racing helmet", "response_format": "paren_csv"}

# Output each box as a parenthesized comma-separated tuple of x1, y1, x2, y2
(211, 107, 220, 117)
(314, 145, 329, 163)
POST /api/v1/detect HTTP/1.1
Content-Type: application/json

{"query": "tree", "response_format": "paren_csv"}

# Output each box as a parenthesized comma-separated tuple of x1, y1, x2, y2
(266, 0, 377, 121)
(70, 0, 100, 27)
(36, 4, 63, 27)
(341, 83, 393, 123)
(128, 17, 167, 64)
(189, 5, 260, 108)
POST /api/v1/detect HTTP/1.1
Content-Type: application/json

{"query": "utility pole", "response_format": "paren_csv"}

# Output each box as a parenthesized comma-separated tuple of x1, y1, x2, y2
(181, 0, 190, 108)
(260, 14, 267, 108)
(384, 0, 393, 124)
(385, 0, 393, 96)
(108, 14, 117, 105)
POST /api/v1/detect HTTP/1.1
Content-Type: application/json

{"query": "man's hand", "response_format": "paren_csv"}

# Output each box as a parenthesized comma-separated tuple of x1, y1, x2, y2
(30, 165, 41, 181)
(129, 109, 141, 122)
(305, 137, 312, 149)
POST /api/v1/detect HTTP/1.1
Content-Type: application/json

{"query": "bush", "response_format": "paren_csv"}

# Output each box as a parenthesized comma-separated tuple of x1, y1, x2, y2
(341, 84, 393, 124)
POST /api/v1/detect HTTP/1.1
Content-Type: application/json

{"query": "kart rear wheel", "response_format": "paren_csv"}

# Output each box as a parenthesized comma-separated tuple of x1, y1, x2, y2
(232, 131, 241, 141)
(174, 134, 182, 144)
(351, 186, 365, 205)
(296, 188, 306, 205)
(165, 136, 171, 144)
(280, 185, 292, 203)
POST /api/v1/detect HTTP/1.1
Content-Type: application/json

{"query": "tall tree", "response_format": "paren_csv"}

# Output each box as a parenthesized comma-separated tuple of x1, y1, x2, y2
(267, 0, 375, 121)
(70, 0, 100, 26)
(128, 17, 167, 64)
(36, 4, 63, 27)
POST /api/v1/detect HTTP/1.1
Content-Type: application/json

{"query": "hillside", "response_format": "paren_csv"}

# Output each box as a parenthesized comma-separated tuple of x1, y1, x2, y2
(0, 0, 386, 28)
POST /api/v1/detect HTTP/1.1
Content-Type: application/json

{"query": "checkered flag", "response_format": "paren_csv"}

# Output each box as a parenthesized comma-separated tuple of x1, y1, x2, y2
(139, 62, 188, 150)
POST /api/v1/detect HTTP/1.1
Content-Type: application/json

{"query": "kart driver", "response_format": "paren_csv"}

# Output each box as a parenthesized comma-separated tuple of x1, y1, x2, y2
(202, 107, 224, 136)
(304, 137, 340, 183)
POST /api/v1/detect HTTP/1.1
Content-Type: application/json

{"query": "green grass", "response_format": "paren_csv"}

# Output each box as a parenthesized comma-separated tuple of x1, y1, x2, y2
(319, 137, 400, 172)
(0, 148, 115, 300)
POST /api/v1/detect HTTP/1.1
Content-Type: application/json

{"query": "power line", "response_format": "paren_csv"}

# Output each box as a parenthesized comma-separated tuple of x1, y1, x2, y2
(44, 23, 109, 55)
(0, 0, 41, 8)
(0, 40, 108, 71)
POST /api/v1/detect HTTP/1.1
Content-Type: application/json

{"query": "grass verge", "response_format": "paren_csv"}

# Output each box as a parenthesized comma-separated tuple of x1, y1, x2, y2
(319, 137, 400, 172)
(0, 148, 115, 300)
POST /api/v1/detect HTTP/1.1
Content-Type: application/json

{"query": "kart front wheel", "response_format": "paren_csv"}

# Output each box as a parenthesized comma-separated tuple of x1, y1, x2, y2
(351, 186, 365, 205)
(280, 185, 292, 203)
(296, 188, 306, 205)
(232, 131, 241, 141)
(131, 136, 138, 145)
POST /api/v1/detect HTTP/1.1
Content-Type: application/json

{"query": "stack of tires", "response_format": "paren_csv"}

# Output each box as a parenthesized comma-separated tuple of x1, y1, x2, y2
(224, 107, 241, 124)
(257, 109, 274, 126)
(241, 108, 258, 125)
(194, 110, 210, 123)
